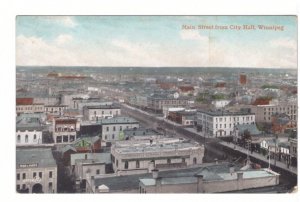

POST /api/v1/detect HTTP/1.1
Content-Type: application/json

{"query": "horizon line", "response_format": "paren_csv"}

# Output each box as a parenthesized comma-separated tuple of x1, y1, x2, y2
(16, 65, 297, 70)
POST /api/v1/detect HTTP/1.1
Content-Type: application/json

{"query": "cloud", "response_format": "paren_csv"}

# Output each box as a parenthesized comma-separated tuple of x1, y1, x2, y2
(16, 33, 297, 69)
(54, 34, 73, 45)
(43, 16, 77, 28)
(270, 37, 296, 50)
(180, 30, 208, 43)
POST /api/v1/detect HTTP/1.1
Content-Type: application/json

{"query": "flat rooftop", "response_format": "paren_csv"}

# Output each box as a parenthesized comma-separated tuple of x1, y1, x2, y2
(114, 140, 202, 155)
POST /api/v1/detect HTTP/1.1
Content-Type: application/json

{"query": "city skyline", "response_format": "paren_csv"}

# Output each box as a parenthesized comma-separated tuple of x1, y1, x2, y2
(16, 16, 297, 68)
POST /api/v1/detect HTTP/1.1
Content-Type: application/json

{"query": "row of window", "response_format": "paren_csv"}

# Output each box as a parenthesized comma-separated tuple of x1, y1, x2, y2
(93, 110, 118, 115)
(215, 122, 254, 129)
(264, 107, 297, 112)
(105, 125, 132, 132)
(17, 134, 38, 143)
(16, 182, 53, 192)
(117, 158, 196, 169)
(17, 171, 52, 180)
(215, 116, 253, 122)
(16, 106, 44, 111)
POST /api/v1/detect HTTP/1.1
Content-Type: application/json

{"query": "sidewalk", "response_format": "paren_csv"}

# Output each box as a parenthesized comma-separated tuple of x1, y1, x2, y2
(218, 141, 297, 174)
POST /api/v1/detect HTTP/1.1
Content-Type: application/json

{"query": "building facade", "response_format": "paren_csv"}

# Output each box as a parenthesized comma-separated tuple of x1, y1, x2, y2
(53, 118, 77, 144)
(195, 110, 255, 137)
(111, 138, 204, 176)
(250, 101, 297, 123)
(16, 148, 57, 193)
(83, 104, 121, 121)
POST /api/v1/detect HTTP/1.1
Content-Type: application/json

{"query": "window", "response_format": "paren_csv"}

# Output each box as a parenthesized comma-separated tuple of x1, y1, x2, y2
(106, 127, 109, 132)
(116, 160, 119, 167)
(102, 111, 104, 115)
(39, 172, 42, 178)
(17, 173, 20, 180)
(25, 135, 28, 143)
(94, 111, 97, 115)
(120, 126, 122, 131)
(22, 173, 26, 179)
(136, 160, 140, 168)
(17, 135, 21, 143)
(112, 134, 115, 139)
(33, 172, 36, 178)
(224, 124, 226, 128)
(113, 126, 116, 131)
(33, 134, 37, 140)
(125, 161, 128, 169)
(182, 158, 185, 163)
(167, 159, 171, 164)
(17, 185, 20, 190)
(49, 182, 53, 192)
(22, 184, 26, 190)
(110, 111, 112, 115)
(49, 171, 52, 178)
(105, 135, 107, 140)
(193, 157, 197, 165)
(96, 169, 100, 174)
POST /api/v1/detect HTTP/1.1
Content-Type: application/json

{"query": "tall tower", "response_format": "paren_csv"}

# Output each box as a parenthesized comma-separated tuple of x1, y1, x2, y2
(239, 73, 247, 85)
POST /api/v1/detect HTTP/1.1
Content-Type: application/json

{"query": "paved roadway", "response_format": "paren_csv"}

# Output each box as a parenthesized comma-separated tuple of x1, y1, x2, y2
(120, 103, 297, 176)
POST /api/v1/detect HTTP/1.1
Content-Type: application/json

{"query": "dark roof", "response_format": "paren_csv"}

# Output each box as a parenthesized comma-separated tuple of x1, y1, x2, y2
(16, 98, 33, 105)
(93, 162, 237, 191)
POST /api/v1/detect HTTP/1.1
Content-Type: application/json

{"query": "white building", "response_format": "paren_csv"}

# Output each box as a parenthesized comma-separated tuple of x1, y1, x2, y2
(211, 99, 231, 109)
(111, 138, 204, 176)
(45, 105, 68, 116)
(196, 110, 255, 138)
(83, 104, 121, 121)
(100, 117, 139, 142)
(71, 153, 111, 183)
(16, 116, 43, 146)
(16, 148, 57, 193)
(16, 104, 44, 115)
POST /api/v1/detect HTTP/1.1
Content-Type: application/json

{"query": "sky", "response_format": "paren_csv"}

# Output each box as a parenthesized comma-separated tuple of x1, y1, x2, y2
(16, 16, 297, 68)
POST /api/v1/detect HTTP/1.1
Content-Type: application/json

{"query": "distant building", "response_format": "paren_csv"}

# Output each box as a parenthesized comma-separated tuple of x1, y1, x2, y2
(147, 94, 189, 113)
(111, 138, 204, 176)
(250, 101, 297, 123)
(16, 148, 57, 193)
(53, 117, 78, 144)
(83, 104, 121, 121)
(211, 100, 230, 109)
(122, 128, 163, 140)
(80, 116, 139, 142)
(16, 116, 44, 146)
(44, 104, 68, 116)
(289, 138, 297, 167)
(85, 162, 280, 193)
(71, 153, 112, 184)
(195, 109, 255, 137)
(271, 113, 297, 135)
(16, 98, 44, 115)
(240, 73, 247, 85)
(167, 110, 196, 126)
(139, 164, 279, 193)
